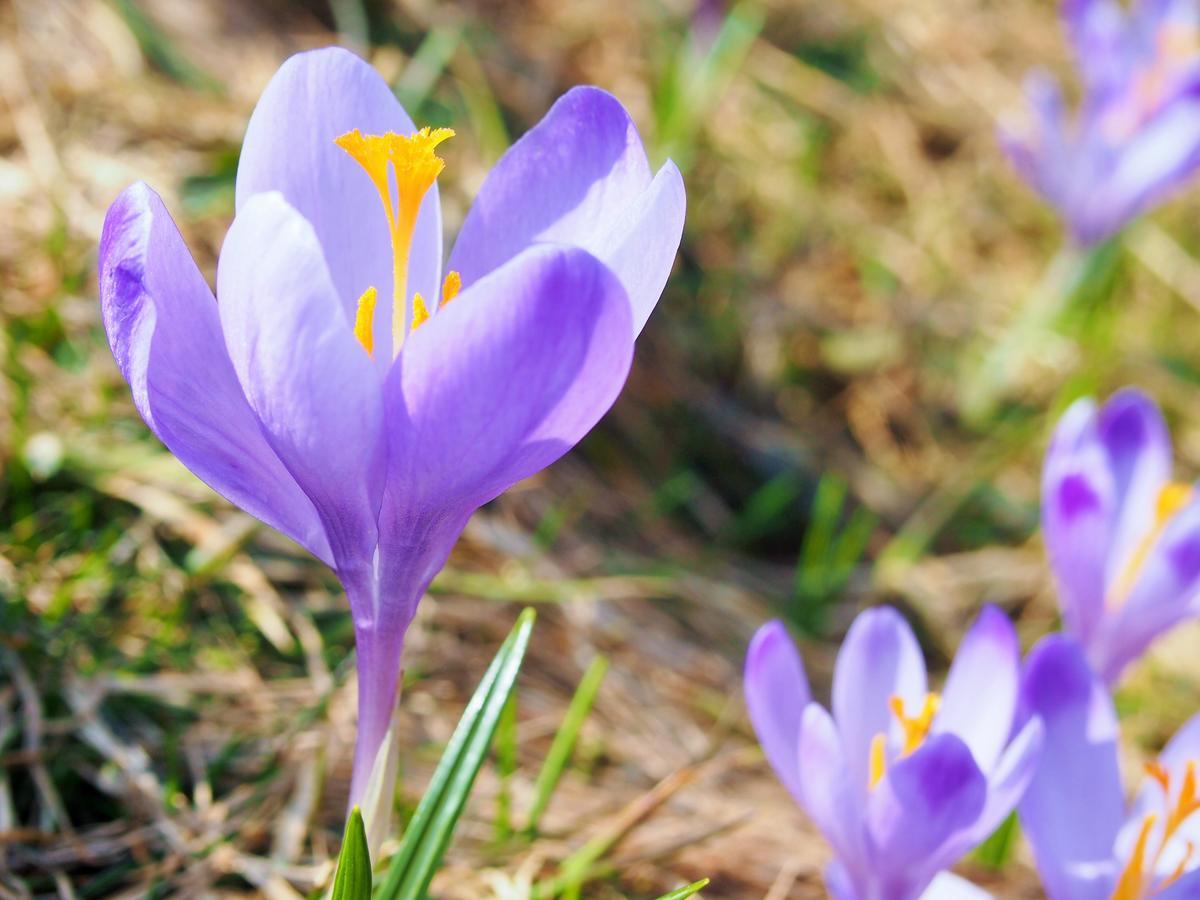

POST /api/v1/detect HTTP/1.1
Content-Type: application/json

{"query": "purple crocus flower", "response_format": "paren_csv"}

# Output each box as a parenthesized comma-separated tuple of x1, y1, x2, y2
(1020, 634, 1200, 899)
(98, 47, 684, 811)
(743, 606, 1043, 900)
(1000, 0, 1200, 245)
(1041, 388, 1200, 685)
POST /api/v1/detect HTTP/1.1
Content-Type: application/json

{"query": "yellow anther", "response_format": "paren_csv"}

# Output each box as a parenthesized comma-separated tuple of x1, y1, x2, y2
(866, 693, 941, 792)
(441, 270, 462, 306)
(890, 693, 941, 756)
(412, 293, 430, 330)
(1159, 23, 1199, 61)
(353, 287, 377, 357)
(1113, 814, 1157, 900)
(1115, 758, 1200, 898)
(1111, 482, 1195, 606)
(869, 733, 887, 790)
(335, 126, 454, 358)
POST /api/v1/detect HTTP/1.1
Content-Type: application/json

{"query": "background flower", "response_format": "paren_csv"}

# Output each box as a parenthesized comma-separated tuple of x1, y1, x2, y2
(744, 606, 1042, 900)
(1000, 0, 1200, 244)
(1041, 387, 1200, 684)
(1020, 634, 1200, 898)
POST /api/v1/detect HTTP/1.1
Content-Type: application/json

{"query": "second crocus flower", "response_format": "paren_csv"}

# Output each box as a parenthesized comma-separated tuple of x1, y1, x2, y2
(744, 606, 1043, 900)
(1020, 634, 1200, 898)
(1041, 388, 1200, 685)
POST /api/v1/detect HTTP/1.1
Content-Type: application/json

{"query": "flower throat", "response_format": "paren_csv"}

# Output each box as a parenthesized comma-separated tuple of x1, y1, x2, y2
(335, 127, 461, 358)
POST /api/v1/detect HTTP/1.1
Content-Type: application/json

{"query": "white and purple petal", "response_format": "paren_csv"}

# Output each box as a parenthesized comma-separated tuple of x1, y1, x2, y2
(99, 182, 332, 565)
(744, 621, 811, 803)
(1018, 635, 1124, 900)
(831, 606, 928, 799)
(217, 192, 385, 585)
(937, 604, 1021, 773)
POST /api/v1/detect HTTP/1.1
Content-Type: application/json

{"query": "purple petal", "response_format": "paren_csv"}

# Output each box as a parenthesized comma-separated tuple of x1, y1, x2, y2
(744, 621, 811, 803)
(1041, 397, 1115, 646)
(967, 717, 1044, 845)
(447, 86, 678, 335)
(235, 47, 441, 363)
(1097, 388, 1173, 585)
(216, 192, 384, 583)
(1091, 495, 1200, 683)
(832, 607, 927, 799)
(1158, 869, 1200, 899)
(587, 159, 686, 334)
(866, 733, 987, 896)
(796, 703, 867, 881)
(99, 182, 331, 564)
(937, 605, 1021, 772)
(1018, 635, 1124, 900)
(1062, 0, 1128, 88)
(1104, 96, 1200, 236)
(377, 244, 634, 616)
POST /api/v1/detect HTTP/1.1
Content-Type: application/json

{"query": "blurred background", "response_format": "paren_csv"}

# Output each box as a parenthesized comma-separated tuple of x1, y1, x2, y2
(4, 0, 1200, 896)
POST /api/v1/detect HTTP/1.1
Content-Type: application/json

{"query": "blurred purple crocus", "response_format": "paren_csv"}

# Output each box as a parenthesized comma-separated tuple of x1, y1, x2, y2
(744, 606, 1043, 900)
(1000, 0, 1200, 245)
(1020, 634, 1200, 898)
(1041, 388, 1200, 685)
(98, 47, 684, 812)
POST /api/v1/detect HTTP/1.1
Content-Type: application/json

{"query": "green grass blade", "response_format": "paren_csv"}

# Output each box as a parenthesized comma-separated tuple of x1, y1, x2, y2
(331, 807, 372, 900)
(523, 654, 609, 836)
(654, 879, 710, 900)
(376, 608, 536, 899)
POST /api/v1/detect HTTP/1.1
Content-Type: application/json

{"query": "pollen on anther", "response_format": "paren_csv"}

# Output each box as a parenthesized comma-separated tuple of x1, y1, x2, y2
(441, 270, 462, 306)
(412, 293, 431, 330)
(354, 287, 377, 356)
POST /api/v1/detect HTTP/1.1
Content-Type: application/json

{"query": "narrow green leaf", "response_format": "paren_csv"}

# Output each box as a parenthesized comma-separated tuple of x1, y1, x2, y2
(523, 654, 609, 836)
(654, 879, 710, 900)
(492, 691, 518, 841)
(972, 811, 1020, 870)
(376, 609, 536, 900)
(331, 807, 372, 900)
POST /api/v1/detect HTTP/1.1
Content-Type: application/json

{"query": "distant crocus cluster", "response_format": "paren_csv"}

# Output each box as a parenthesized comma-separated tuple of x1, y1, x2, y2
(745, 388, 1200, 898)
(1000, 0, 1200, 245)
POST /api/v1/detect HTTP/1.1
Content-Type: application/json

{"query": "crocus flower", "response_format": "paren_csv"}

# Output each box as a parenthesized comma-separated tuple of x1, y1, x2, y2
(743, 606, 1043, 900)
(1020, 634, 1200, 898)
(999, 0, 1200, 245)
(98, 47, 684, 815)
(1041, 388, 1200, 685)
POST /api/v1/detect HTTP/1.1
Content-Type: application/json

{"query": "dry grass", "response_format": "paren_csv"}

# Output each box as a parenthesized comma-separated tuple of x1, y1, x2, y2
(4, 0, 1200, 896)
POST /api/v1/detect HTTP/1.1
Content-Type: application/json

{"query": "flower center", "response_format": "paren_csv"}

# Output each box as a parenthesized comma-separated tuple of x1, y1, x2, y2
(868, 692, 941, 790)
(334, 127, 462, 359)
(1109, 482, 1194, 607)
(1112, 760, 1200, 899)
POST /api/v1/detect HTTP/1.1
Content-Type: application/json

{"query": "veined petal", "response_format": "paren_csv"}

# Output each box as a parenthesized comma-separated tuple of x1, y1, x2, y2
(99, 182, 331, 564)
(1097, 388, 1173, 586)
(235, 47, 441, 363)
(832, 607, 928, 799)
(217, 192, 384, 582)
(379, 243, 633, 590)
(1018, 636, 1124, 900)
(866, 733, 987, 898)
(1041, 397, 1115, 646)
(937, 605, 1021, 773)
(744, 621, 812, 803)
(448, 87, 666, 310)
